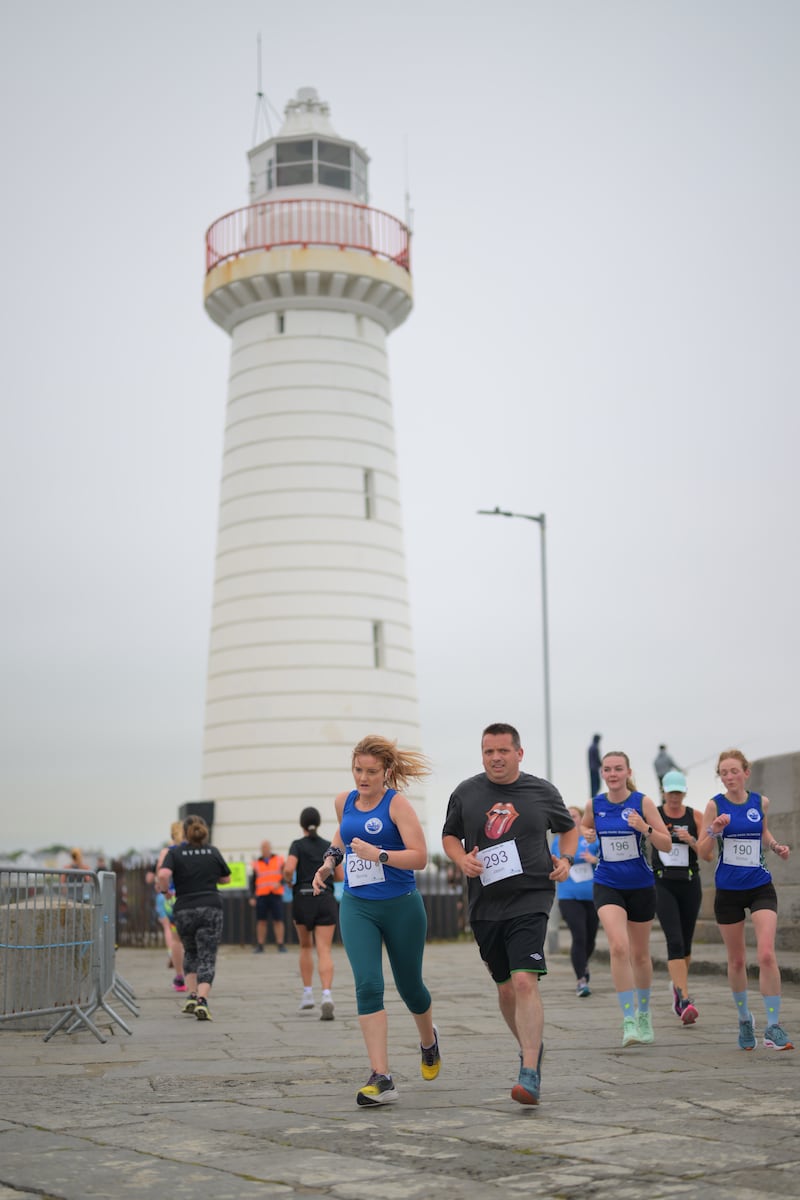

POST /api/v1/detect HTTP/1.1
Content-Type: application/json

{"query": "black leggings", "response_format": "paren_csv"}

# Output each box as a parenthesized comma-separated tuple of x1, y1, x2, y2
(655, 875, 702, 960)
(558, 899, 599, 980)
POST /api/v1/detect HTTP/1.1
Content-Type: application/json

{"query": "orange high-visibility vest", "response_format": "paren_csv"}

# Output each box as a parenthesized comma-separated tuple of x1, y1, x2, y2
(253, 855, 284, 895)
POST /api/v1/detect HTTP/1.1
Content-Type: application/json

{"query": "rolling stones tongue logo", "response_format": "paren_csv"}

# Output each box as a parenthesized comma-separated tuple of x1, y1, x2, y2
(485, 802, 519, 840)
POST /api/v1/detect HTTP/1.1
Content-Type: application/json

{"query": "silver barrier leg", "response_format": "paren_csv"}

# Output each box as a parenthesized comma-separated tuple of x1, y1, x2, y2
(44, 1003, 107, 1044)
(112, 978, 140, 1016)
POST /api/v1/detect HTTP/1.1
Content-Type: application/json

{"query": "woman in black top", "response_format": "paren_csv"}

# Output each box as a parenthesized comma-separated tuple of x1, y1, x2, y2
(158, 814, 230, 1022)
(284, 807, 342, 1020)
(652, 770, 703, 1024)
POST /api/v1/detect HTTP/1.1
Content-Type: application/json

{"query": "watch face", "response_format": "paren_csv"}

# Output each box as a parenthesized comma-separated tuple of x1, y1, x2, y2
(379, 851, 389, 863)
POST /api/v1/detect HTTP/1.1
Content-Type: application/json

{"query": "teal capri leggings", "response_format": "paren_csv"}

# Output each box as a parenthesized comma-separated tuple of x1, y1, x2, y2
(339, 889, 431, 1016)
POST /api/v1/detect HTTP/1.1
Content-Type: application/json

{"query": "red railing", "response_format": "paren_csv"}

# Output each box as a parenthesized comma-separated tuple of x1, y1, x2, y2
(206, 198, 410, 274)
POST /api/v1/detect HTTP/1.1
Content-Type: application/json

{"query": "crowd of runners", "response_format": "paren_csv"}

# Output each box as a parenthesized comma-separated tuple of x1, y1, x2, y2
(152, 727, 794, 1108)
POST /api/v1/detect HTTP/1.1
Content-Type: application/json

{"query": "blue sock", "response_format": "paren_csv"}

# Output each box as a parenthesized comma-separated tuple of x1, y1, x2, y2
(617, 989, 635, 1017)
(637, 988, 651, 1014)
(763, 995, 781, 1025)
(733, 990, 750, 1021)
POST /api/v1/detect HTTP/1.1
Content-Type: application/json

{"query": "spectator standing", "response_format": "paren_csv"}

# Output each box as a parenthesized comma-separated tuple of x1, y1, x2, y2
(588, 734, 602, 799)
(250, 840, 287, 953)
(654, 744, 681, 792)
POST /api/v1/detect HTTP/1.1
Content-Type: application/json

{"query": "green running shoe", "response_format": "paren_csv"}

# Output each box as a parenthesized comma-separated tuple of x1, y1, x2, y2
(738, 1014, 756, 1050)
(763, 1023, 794, 1051)
(622, 1017, 638, 1047)
(635, 1011, 654, 1044)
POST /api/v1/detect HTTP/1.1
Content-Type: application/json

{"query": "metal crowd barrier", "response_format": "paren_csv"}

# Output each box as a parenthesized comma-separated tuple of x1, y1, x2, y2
(0, 868, 138, 1043)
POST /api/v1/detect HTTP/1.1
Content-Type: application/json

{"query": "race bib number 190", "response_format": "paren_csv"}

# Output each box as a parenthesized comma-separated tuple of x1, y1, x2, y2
(722, 837, 760, 868)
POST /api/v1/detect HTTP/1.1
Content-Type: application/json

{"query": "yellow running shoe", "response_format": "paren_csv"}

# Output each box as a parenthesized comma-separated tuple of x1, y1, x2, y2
(356, 1072, 398, 1106)
(420, 1025, 441, 1081)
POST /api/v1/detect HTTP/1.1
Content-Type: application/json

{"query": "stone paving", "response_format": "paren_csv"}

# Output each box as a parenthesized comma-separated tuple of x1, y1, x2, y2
(1, 938, 799, 1199)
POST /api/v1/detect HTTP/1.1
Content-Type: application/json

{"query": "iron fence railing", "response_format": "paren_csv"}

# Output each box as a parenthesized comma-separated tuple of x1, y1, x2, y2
(114, 860, 466, 948)
(206, 198, 411, 273)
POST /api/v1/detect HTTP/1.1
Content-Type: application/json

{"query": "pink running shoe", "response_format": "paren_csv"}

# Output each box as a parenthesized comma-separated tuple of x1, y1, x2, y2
(680, 1000, 698, 1025)
(172, 976, 187, 992)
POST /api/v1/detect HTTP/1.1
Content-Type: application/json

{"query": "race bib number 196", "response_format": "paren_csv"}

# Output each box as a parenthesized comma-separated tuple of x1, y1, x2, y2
(600, 833, 637, 862)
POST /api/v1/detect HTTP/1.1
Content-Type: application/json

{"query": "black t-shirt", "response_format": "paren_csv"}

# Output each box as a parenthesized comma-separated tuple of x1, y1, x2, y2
(162, 844, 230, 912)
(652, 804, 700, 880)
(288, 833, 332, 891)
(442, 771, 573, 920)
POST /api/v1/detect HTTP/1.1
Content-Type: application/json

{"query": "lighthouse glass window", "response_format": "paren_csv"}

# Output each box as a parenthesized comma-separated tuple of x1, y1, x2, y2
(317, 140, 351, 190)
(276, 140, 313, 186)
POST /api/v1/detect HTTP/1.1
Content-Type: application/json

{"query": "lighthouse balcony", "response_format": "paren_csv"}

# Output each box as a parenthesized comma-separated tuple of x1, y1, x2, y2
(204, 199, 412, 333)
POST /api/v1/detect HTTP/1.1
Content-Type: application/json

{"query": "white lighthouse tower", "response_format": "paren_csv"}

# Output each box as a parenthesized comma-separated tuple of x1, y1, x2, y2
(201, 87, 424, 859)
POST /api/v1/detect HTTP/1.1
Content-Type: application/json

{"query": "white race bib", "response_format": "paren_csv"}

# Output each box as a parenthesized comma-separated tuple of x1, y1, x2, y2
(346, 852, 386, 887)
(477, 840, 523, 886)
(658, 843, 689, 868)
(601, 833, 638, 862)
(722, 837, 760, 868)
(569, 861, 593, 883)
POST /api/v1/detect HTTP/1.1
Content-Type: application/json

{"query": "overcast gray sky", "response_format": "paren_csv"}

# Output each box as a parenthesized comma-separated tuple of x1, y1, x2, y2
(1, 0, 798, 856)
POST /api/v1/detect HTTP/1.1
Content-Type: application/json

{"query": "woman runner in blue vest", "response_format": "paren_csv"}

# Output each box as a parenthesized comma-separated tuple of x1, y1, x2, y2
(697, 748, 793, 1051)
(312, 734, 440, 1107)
(582, 751, 672, 1047)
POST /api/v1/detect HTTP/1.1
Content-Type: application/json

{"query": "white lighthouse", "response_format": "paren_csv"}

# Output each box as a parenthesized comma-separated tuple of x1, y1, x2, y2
(201, 87, 424, 860)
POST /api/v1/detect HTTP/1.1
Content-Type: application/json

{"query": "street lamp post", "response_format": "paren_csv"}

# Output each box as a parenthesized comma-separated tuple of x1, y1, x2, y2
(477, 506, 552, 780)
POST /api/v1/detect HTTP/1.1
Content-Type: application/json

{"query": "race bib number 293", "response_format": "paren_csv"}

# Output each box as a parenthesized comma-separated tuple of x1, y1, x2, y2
(477, 840, 523, 886)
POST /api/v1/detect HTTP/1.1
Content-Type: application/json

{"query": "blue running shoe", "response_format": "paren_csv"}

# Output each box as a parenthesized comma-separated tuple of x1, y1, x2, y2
(511, 1066, 540, 1106)
(738, 1014, 756, 1050)
(763, 1023, 794, 1051)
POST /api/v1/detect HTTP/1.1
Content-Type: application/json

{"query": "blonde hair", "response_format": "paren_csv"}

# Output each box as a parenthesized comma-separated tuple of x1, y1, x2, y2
(170, 821, 184, 843)
(716, 748, 751, 774)
(352, 735, 431, 789)
(602, 750, 636, 793)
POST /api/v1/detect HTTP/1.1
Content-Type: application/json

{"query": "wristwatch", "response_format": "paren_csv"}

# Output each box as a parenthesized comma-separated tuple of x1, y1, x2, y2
(378, 851, 390, 864)
(560, 854, 575, 866)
